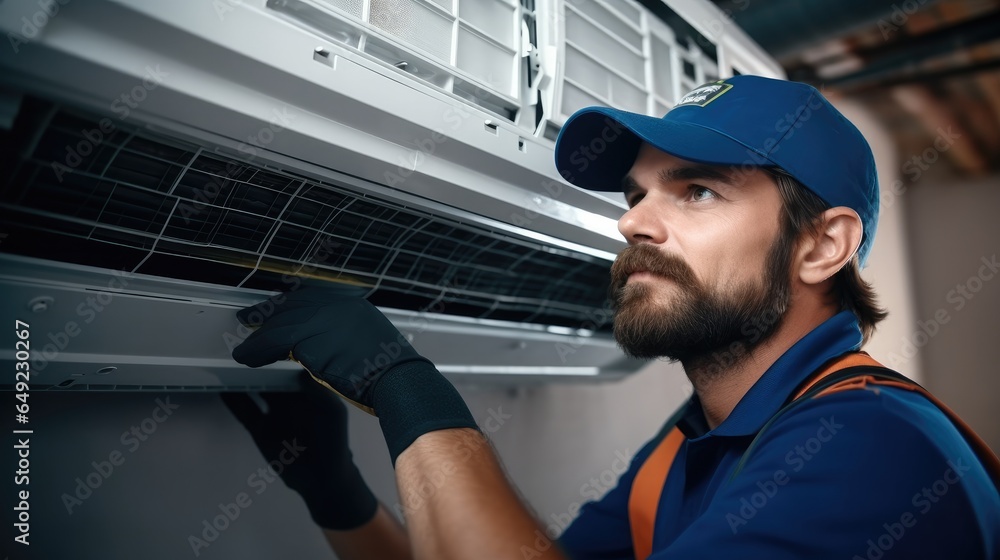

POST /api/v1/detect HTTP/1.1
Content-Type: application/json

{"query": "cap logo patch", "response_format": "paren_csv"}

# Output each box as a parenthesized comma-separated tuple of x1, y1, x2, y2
(674, 81, 733, 108)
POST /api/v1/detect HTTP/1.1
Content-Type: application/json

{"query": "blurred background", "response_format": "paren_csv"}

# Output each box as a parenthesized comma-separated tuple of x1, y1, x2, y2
(1, 0, 998, 558)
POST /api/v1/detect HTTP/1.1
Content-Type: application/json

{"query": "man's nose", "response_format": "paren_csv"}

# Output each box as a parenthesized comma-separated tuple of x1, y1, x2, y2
(618, 199, 667, 245)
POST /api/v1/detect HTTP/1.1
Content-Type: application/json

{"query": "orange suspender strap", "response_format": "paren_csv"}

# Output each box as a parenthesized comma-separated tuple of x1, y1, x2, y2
(622, 355, 874, 560)
(628, 427, 684, 560)
(791, 351, 886, 399)
(626, 352, 1000, 560)
(797, 353, 1000, 488)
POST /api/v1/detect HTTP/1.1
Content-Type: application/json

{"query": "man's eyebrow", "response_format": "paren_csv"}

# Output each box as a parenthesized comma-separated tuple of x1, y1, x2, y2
(621, 165, 740, 201)
(658, 165, 738, 185)
(621, 174, 641, 199)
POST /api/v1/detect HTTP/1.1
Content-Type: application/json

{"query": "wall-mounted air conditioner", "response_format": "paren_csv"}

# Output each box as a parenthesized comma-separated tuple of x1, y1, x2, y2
(0, 0, 781, 390)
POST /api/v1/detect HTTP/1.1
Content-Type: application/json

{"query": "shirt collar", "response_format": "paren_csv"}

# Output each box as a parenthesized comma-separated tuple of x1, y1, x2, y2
(677, 311, 863, 440)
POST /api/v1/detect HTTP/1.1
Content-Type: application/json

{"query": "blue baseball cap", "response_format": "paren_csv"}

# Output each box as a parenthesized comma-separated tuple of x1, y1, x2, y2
(554, 75, 879, 266)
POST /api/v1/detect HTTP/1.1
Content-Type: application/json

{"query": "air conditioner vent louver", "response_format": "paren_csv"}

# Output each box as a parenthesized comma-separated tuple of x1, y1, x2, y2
(0, 102, 613, 330)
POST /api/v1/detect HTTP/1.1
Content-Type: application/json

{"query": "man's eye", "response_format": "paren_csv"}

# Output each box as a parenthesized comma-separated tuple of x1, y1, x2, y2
(691, 186, 715, 201)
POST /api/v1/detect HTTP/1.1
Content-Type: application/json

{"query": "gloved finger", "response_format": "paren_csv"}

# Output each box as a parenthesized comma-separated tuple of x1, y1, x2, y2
(235, 286, 369, 328)
(231, 307, 322, 367)
(235, 298, 309, 328)
(280, 285, 371, 305)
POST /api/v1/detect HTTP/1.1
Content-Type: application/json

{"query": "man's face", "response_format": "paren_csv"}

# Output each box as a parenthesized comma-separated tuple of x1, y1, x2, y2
(609, 144, 794, 365)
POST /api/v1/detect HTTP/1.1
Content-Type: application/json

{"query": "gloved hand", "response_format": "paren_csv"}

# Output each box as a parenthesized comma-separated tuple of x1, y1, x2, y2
(231, 287, 478, 465)
(221, 379, 378, 530)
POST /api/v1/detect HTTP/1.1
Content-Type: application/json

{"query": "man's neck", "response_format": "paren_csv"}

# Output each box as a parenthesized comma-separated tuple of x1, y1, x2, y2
(682, 307, 837, 430)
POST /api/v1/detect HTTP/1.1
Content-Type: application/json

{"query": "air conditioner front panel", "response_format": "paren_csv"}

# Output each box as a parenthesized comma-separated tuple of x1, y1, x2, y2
(1, 255, 635, 391)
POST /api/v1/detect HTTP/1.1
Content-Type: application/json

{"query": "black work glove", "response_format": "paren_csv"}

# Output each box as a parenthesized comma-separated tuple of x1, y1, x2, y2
(231, 287, 478, 465)
(221, 380, 378, 530)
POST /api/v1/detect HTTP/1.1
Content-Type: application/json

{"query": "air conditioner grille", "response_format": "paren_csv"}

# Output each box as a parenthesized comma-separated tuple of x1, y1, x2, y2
(1, 102, 613, 330)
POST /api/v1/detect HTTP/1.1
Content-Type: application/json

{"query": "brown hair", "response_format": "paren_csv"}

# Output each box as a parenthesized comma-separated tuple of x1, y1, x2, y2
(767, 169, 888, 344)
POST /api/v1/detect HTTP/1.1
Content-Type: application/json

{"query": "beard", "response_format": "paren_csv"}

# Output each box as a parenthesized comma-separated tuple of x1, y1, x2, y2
(609, 237, 793, 371)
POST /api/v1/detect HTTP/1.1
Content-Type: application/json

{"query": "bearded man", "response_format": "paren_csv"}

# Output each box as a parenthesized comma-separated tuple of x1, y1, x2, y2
(227, 75, 1000, 559)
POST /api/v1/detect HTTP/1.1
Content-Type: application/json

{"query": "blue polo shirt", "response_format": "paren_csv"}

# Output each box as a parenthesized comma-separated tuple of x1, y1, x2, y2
(558, 311, 1000, 559)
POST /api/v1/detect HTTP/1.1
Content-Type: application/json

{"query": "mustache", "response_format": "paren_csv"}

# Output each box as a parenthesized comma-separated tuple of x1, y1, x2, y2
(609, 244, 700, 299)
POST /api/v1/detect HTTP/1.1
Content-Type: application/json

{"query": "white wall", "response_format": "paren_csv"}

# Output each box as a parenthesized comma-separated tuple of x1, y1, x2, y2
(902, 172, 1000, 453)
(833, 99, 922, 382)
(14, 370, 693, 560)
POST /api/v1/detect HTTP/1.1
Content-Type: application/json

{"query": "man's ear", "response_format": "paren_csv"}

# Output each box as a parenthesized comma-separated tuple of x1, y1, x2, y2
(796, 207, 863, 286)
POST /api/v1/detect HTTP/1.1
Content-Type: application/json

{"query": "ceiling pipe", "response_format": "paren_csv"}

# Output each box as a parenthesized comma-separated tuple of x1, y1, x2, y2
(710, 0, 942, 59)
(839, 57, 1000, 94)
(891, 85, 992, 175)
(825, 11, 1000, 89)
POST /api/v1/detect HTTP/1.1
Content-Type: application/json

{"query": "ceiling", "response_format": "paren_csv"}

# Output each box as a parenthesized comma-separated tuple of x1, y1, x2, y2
(710, 0, 1000, 179)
